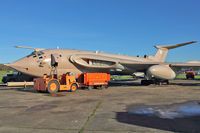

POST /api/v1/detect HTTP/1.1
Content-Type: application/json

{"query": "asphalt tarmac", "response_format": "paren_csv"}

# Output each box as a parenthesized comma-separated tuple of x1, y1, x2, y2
(0, 79, 200, 133)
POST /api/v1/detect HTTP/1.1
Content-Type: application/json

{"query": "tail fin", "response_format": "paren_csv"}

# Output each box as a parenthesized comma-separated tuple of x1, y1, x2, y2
(147, 41, 197, 62)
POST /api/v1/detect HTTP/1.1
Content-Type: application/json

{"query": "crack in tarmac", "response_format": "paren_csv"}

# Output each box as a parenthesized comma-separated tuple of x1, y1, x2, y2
(79, 100, 102, 133)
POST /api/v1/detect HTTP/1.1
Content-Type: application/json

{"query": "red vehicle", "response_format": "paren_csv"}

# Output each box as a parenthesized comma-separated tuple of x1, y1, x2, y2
(78, 73, 110, 89)
(185, 71, 195, 79)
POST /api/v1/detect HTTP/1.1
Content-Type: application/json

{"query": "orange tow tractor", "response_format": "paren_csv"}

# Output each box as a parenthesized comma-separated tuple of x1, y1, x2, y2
(34, 73, 79, 94)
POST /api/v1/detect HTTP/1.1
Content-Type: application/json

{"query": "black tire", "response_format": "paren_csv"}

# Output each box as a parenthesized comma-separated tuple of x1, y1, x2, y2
(2, 78, 7, 83)
(141, 80, 146, 85)
(93, 86, 98, 89)
(141, 80, 151, 86)
(70, 83, 78, 92)
(88, 86, 92, 90)
(192, 76, 195, 80)
(47, 80, 59, 94)
(166, 80, 169, 85)
(101, 85, 107, 89)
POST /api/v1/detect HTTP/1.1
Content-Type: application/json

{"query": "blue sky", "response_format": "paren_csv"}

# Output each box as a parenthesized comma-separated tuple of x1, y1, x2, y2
(0, 0, 199, 63)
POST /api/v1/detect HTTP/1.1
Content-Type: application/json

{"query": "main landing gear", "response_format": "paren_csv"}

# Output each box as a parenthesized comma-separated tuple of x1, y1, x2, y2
(141, 79, 169, 85)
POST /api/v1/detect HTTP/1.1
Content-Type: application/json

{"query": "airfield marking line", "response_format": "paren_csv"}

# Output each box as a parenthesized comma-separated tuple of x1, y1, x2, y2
(79, 99, 102, 133)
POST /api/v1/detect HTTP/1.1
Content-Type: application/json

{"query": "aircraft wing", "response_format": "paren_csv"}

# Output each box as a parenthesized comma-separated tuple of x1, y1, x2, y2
(119, 62, 160, 72)
(121, 62, 200, 71)
(15, 46, 45, 52)
(70, 54, 200, 72)
(169, 63, 200, 71)
(70, 54, 160, 71)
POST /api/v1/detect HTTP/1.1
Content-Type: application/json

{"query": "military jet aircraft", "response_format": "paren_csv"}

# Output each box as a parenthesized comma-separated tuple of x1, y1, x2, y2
(5, 41, 200, 85)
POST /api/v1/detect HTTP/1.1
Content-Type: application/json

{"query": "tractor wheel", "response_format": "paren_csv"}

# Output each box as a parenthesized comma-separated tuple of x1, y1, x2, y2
(47, 80, 59, 94)
(100, 85, 108, 89)
(70, 84, 78, 92)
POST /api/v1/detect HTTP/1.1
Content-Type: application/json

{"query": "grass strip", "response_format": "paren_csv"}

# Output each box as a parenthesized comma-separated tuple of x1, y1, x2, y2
(176, 74, 200, 79)
(111, 75, 133, 80)
(0, 71, 13, 84)
(79, 100, 102, 133)
(0, 76, 3, 84)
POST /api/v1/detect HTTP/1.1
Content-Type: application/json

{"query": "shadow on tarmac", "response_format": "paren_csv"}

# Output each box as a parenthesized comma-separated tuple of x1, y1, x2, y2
(170, 82, 200, 86)
(0, 86, 37, 93)
(116, 101, 200, 133)
(116, 112, 200, 133)
(109, 79, 200, 87)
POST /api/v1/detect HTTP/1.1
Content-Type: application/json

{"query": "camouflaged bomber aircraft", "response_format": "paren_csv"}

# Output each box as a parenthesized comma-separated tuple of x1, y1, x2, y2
(5, 41, 200, 85)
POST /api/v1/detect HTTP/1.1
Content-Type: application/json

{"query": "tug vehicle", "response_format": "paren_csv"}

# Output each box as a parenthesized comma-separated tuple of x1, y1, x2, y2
(34, 73, 79, 94)
(34, 72, 110, 94)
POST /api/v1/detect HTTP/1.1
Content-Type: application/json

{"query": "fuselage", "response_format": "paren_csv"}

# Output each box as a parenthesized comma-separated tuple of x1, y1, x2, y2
(8, 49, 153, 77)
(6, 41, 198, 80)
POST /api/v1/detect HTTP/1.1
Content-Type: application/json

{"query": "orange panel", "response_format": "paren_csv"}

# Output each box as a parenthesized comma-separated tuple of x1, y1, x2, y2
(59, 85, 70, 91)
(34, 78, 47, 91)
(78, 73, 110, 86)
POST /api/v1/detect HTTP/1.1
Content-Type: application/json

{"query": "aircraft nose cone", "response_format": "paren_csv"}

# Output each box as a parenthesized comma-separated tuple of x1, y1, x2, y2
(5, 62, 28, 70)
(5, 57, 34, 73)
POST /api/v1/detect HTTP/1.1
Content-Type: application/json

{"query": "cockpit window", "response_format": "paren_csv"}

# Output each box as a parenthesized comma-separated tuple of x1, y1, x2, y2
(32, 52, 37, 58)
(37, 51, 44, 59)
(37, 51, 44, 56)
(39, 56, 43, 59)
(27, 51, 45, 58)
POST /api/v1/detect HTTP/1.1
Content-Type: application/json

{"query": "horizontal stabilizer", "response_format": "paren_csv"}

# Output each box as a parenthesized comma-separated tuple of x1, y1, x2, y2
(150, 41, 198, 62)
(15, 46, 45, 52)
(155, 41, 197, 50)
(187, 60, 200, 63)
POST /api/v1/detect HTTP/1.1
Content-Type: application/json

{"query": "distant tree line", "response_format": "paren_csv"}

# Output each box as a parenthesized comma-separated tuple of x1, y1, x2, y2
(0, 64, 14, 72)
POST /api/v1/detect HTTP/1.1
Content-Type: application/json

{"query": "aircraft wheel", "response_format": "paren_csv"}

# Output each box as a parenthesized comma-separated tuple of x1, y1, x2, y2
(70, 83, 78, 92)
(141, 80, 151, 85)
(165, 80, 169, 85)
(47, 80, 59, 94)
